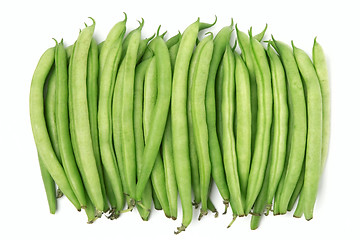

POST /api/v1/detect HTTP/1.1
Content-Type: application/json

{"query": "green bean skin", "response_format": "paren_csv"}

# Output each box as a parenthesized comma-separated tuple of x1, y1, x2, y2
(273, 39, 307, 214)
(171, 19, 200, 233)
(222, 45, 245, 218)
(100, 28, 126, 214)
(134, 58, 153, 220)
(44, 69, 61, 163)
(234, 52, 251, 196)
(118, 28, 141, 201)
(205, 23, 232, 208)
(136, 36, 172, 204)
(30, 47, 81, 210)
(70, 22, 105, 211)
(99, 13, 127, 73)
(266, 46, 289, 208)
(54, 40, 87, 208)
(187, 35, 212, 207)
(245, 36, 273, 214)
(38, 153, 57, 214)
(293, 43, 323, 221)
(87, 38, 109, 211)
(312, 39, 330, 170)
(191, 36, 214, 216)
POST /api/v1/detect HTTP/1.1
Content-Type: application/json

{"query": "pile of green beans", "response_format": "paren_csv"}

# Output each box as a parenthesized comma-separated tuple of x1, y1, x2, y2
(29, 15, 330, 232)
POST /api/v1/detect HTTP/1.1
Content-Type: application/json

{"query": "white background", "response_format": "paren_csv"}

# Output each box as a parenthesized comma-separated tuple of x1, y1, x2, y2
(0, 0, 359, 239)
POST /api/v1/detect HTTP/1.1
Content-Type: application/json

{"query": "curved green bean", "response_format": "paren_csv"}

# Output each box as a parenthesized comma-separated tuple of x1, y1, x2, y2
(205, 21, 232, 210)
(190, 35, 214, 217)
(293, 42, 322, 221)
(273, 38, 307, 214)
(234, 52, 251, 197)
(171, 18, 214, 233)
(222, 45, 245, 223)
(30, 47, 80, 210)
(187, 34, 212, 207)
(117, 26, 141, 202)
(135, 36, 172, 203)
(245, 34, 273, 214)
(99, 26, 126, 215)
(266, 45, 288, 210)
(88, 38, 109, 211)
(70, 21, 104, 211)
(44, 69, 61, 163)
(55, 40, 87, 208)
(313, 38, 330, 170)
(133, 58, 153, 220)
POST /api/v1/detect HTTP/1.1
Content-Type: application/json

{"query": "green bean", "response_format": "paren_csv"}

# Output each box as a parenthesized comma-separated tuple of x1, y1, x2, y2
(38, 153, 57, 214)
(187, 35, 212, 208)
(245, 34, 273, 214)
(222, 45, 245, 225)
(141, 57, 170, 217)
(100, 27, 126, 215)
(293, 42, 322, 221)
(265, 45, 289, 210)
(54, 40, 87, 208)
(134, 58, 153, 220)
(135, 36, 172, 214)
(116, 25, 141, 203)
(70, 20, 104, 211)
(30, 47, 81, 210)
(44, 69, 61, 163)
(171, 18, 214, 234)
(205, 22, 232, 211)
(234, 51, 251, 197)
(87, 38, 109, 211)
(190, 34, 213, 218)
(99, 13, 127, 73)
(160, 36, 180, 220)
(312, 38, 330, 170)
(235, 25, 268, 156)
(273, 38, 307, 214)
